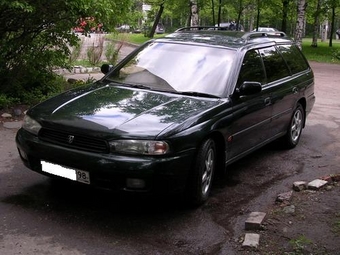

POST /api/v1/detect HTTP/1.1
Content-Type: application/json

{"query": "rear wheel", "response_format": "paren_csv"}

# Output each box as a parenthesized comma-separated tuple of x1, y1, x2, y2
(282, 103, 305, 149)
(189, 138, 216, 205)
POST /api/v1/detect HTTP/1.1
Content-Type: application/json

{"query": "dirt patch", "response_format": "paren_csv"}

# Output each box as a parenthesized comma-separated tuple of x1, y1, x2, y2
(235, 178, 340, 254)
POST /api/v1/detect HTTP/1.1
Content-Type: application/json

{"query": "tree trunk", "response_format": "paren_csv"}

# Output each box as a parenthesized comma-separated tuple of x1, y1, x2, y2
(256, 0, 260, 31)
(148, 3, 164, 38)
(187, 1, 192, 27)
(190, 0, 199, 26)
(249, 5, 255, 31)
(311, 0, 321, 47)
(329, 3, 337, 47)
(236, 0, 243, 31)
(211, 0, 215, 26)
(217, 0, 222, 27)
(281, 0, 290, 32)
(294, 0, 307, 49)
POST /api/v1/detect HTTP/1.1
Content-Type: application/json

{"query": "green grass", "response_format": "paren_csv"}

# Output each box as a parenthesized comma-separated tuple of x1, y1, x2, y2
(106, 32, 167, 45)
(73, 59, 95, 67)
(288, 235, 313, 255)
(302, 38, 340, 64)
(332, 213, 340, 234)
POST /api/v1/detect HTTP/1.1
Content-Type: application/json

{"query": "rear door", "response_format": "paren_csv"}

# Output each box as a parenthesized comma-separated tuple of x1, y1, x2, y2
(257, 45, 292, 138)
(270, 44, 312, 135)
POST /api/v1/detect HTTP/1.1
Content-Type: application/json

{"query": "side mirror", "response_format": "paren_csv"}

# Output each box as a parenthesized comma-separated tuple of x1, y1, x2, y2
(238, 81, 262, 96)
(101, 64, 113, 74)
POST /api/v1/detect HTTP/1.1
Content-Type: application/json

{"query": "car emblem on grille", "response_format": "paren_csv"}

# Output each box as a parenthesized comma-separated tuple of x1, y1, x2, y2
(68, 135, 75, 144)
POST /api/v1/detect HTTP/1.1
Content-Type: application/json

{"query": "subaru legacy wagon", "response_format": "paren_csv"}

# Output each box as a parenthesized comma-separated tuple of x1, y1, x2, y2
(16, 27, 315, 205)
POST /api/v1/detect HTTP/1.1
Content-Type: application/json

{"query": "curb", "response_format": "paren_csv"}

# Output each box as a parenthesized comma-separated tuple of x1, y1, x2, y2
(54, 66, 101, 75)
(2, 121, 22, 129)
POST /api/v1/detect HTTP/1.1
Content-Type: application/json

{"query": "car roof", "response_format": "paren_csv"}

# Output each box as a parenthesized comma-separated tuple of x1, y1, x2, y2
(253, 27, 279, 31)
(157, 26, 292, 49)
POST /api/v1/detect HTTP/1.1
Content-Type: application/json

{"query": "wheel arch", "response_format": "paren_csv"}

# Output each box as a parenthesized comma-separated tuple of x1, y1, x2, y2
(207, 131, 226, 177)
(297, 97, 307, 128)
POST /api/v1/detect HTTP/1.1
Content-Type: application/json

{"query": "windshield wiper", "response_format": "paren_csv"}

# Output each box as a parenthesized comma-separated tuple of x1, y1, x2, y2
(108, 81, 152, 90)
(178, 91, 220, 98)
(127, 84, 152, 90)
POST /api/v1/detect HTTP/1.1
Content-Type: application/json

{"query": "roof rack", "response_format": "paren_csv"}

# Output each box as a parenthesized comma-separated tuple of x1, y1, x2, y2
(175, 26, 242, 32)
(175, 27, 287, 37)
(242, 31, 287, 40)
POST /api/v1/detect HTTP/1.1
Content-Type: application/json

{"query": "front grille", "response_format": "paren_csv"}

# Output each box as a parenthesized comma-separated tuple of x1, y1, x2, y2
(39, 128, 109, 153)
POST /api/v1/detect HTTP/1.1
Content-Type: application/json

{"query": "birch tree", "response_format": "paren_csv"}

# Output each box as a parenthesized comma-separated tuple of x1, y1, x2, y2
(294, 0, 307, 48)
(311, 0, 322, 47)
(191, 0, 199, 26)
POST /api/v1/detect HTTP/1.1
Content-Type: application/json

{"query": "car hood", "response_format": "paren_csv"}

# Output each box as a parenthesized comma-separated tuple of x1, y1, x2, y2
(29, 84, 222, 138)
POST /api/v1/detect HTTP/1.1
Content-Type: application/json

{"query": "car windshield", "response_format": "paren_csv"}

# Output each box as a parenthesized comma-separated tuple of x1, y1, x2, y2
(106, 42, 236, 97)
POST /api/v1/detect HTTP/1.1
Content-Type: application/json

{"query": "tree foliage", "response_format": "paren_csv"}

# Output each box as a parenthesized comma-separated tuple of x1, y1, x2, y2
(0, 0, 132, 102)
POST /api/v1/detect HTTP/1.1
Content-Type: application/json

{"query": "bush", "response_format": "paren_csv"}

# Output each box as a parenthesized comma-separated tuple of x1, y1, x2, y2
(332, 49, 340, 61)
(105, 39, 125, 65)
(3, 68, 69, 107)
(69, 40, 83, 65)
(0, 94, 19, 109)
(87, 36, 104, 66)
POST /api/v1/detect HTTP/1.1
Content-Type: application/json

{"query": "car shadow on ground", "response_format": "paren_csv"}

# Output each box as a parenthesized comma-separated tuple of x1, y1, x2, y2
(2, 139, 291, 216)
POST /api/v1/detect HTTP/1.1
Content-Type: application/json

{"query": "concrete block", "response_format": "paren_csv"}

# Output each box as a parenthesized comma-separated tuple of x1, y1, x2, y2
(1, 113, 12, 118)
(276, 191, 293, 203)
(293, 181, 307, 191)
(245, 212, 266, 230)
(3, 121, 22, 129)
(308, 179, 328, 190)
(242, 233, 260, 248)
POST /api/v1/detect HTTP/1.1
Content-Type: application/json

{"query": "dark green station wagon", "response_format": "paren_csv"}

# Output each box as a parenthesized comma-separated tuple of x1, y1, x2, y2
(16, 27, 315, 205)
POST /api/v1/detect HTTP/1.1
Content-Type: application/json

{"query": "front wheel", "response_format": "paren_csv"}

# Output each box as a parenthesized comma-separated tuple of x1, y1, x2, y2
(282, 103, 305, 149)
(189, 138, 216, 205)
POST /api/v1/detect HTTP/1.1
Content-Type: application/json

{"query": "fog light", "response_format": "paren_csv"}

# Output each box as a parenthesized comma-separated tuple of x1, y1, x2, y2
(18, 148, 28, 160)
(126, 178, 146, 189)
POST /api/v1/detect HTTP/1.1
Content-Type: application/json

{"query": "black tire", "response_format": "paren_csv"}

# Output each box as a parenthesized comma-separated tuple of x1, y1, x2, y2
(282, 103, 305, 149)
(189, 138, 216, 205)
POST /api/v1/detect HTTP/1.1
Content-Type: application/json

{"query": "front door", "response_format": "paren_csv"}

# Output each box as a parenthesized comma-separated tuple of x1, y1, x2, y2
(227, 49, 273, 162)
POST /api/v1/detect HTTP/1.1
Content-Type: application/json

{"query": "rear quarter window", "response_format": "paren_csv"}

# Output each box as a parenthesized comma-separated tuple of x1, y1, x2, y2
(277, 44, 309, 74)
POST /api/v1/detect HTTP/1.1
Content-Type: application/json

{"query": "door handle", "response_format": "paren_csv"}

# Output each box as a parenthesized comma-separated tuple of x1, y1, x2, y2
(264, 97, 271, 106)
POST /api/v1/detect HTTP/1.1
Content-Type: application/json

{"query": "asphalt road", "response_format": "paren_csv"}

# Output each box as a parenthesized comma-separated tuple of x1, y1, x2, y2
(0, 62, 339, 254)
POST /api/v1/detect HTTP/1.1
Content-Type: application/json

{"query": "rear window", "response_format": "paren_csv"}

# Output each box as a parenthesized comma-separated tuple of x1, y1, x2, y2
(278, 44, 310, 74)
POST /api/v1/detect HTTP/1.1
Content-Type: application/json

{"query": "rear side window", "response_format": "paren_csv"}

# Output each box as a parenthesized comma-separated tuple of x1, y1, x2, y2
(278, 44, 309, 74)
(258, 46, 290, 83)
(237, 49, 265, 87)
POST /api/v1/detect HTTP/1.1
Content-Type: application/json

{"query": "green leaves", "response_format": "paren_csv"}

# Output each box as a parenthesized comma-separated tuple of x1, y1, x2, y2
(1, 0, 34, 12)
(0, 0, 134, 103)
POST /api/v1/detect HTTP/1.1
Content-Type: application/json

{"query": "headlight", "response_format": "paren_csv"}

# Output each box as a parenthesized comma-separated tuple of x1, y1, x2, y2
(22, 115, 41, 135)
(109, 140, 170, 155)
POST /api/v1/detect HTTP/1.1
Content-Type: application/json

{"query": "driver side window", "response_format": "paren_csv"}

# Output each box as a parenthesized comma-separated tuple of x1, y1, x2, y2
(237, 49, 265, 87)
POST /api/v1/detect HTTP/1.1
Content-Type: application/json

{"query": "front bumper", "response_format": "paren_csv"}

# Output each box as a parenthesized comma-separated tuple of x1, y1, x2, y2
(16, 128, 195, 194)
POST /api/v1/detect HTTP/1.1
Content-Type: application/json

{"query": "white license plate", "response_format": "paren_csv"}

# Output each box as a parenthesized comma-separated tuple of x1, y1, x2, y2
(41, 161, 90, 184)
